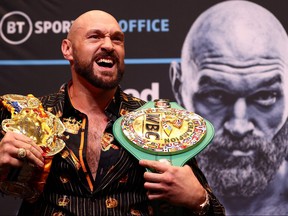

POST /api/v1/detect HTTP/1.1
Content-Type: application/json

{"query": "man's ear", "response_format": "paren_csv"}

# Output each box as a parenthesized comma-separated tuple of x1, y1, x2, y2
(169, 61, 184, 106)
(61, 39, 73, 61)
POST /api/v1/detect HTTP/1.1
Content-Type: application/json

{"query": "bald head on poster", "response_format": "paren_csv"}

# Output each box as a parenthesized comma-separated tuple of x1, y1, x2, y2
(170, 0, 288, 215)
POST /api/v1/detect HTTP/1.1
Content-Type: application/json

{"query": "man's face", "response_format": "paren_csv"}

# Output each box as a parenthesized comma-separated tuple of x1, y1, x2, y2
(68, 12, 125, 89)
(180, 59, 288, 197)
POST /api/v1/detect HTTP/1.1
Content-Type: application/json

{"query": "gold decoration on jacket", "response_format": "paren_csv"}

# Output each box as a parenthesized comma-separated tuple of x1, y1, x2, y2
(62, 117, 81, 134)
(106, 197, 118, 208)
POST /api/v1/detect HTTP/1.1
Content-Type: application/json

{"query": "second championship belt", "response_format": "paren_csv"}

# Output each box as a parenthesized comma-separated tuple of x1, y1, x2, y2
(113, 99, 214, 168)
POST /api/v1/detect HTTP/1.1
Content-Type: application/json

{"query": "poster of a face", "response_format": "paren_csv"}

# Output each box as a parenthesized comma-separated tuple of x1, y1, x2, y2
(170, 1, 288, 215)
(1, 0, 288, 215)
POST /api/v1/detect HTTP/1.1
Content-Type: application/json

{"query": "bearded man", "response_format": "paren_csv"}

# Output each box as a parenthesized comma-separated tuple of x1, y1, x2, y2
(170, 1, 288, 214)
(0, 10, 224, 215)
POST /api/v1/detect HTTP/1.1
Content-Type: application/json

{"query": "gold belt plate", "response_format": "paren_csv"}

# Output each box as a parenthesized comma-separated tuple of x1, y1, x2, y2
(121, 107, 206, 155)
(1, 94, 66, 156)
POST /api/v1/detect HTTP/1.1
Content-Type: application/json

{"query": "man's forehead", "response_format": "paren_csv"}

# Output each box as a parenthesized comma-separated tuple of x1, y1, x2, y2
(69, 10, 122, 37)
(181, 57, 287, 91)
(74, 24, 122, 35)
(194, 69, 284, 90)
(199, 57, 285, 72)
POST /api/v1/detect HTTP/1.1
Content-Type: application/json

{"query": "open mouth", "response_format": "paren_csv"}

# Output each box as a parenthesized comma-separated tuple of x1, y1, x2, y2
(96, 58, 114, 68)
(232, 150, 254, 156)
(216, 148, 255, 158)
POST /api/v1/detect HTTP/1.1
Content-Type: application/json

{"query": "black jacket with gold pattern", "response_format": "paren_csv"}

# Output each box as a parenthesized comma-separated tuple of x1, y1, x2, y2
(0, 84, 225, 215)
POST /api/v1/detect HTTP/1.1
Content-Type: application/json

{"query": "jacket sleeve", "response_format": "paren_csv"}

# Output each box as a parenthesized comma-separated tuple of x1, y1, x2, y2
(185, 157, 226, 215)
(0, 104, 10, 139)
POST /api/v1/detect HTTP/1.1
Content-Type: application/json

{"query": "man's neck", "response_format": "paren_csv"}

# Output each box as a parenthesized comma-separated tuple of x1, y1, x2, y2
(68, 82, 116, 114)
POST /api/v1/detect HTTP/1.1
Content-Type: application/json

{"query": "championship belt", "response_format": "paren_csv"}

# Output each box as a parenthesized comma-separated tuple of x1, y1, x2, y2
(0, 94, 66, 202)
(113, 99, 214, 168)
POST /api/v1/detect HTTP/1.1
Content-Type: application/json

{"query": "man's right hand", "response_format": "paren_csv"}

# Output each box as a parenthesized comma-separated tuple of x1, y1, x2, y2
(0, 131, 44, 168)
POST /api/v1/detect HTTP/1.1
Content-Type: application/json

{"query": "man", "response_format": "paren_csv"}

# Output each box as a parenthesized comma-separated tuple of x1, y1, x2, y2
(170, 1, 288, 215)
(0, 10, 224, 215)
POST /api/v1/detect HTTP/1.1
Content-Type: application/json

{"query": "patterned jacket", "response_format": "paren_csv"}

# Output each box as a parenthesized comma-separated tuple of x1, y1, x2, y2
(0, 84, 225, 215)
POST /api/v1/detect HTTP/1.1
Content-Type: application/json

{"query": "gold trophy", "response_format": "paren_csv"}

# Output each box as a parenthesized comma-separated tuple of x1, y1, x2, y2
(0, 94, 66, 202)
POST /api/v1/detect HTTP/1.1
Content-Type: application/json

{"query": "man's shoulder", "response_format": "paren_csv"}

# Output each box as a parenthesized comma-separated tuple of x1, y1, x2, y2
(38, 86, 66, 114)
(118, 89, 146, 111)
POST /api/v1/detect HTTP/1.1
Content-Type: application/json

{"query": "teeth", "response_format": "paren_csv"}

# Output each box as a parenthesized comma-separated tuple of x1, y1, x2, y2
(97, 59, 113, 64)
(232, 150, 253, 156)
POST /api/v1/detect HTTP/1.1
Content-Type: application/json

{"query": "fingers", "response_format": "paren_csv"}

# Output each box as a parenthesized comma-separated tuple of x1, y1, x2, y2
(144, 178, 166, 201)
(139, 159, 203, 205)
(139, 159, 171, 200)
(146, 191, 163, 200)
(139, 159, 170, 173)
(0, 131, 44, 168)
(18, 143, 45, 168)
(139, 159, 172, 183)
(13, 132, 44, 154)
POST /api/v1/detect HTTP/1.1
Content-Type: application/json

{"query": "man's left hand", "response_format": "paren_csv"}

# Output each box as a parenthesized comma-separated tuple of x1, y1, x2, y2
(139, 159, 207, 209)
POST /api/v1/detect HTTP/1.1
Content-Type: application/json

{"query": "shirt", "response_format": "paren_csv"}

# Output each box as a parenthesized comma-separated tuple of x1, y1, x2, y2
(0, 83, 225, 215)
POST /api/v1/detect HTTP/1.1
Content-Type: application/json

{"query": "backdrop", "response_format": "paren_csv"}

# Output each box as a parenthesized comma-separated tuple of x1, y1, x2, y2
(1, 0, 287, 215)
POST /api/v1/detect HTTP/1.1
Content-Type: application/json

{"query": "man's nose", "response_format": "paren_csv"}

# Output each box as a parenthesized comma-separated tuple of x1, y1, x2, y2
(101, 36, 114, 51)
(224, 98, 254, 138)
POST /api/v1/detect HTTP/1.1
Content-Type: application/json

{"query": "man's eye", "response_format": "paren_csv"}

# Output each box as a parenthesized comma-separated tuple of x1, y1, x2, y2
(196, 90, 232, 105)
(89, 34, 101, 39)
(112, 37, 124, 44)
(250, 91, 279, 106)
(92, 36, 100, 39)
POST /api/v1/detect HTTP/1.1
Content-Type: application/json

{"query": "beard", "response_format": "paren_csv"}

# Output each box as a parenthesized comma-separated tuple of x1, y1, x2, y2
(74, 51, 124, 90)
(197, 120, 288, 197)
